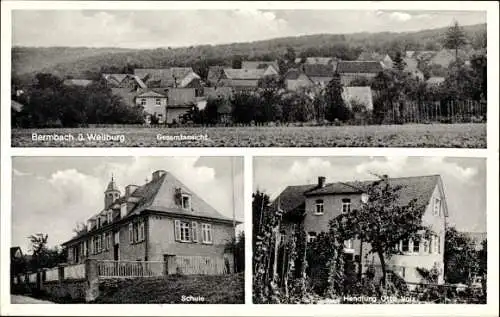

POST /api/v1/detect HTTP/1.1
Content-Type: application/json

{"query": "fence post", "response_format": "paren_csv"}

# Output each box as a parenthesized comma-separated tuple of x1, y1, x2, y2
(85, 259, 99, 302)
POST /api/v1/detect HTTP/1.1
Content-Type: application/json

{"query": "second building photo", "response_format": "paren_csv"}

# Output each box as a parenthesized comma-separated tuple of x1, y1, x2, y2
(252, 156, 487, 304)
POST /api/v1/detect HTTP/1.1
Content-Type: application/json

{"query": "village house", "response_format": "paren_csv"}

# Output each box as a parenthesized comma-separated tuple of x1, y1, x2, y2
(336, 61, 384, 86)
(357, 52, 393, 69)
(219, 68, 267, 91)
(341, 86, 374, 111)
(294, 57, 336, 66)
(204, 86, 234, 123)
(62, 171, 239, 273)
(102, 73, 147, 90)
(165, 88, 197, 124)
(283, 68, 314, 92)
(241, 60, 280, 75)
(402, 57, 425, 81)
(135, 91, 168, 123)
(301, 64, 336, 87)
(272, 174, 448, 285)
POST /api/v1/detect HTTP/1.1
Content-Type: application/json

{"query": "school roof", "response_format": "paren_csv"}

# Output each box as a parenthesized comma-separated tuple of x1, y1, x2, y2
(62, 171, 236, 246)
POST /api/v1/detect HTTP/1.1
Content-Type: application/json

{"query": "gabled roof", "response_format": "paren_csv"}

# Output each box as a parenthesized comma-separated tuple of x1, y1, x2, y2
(134, 68, 195, 87)
(223, 68, 265, 80)
(337, 61, 384, 74)
(102, 73, 129, 83)
(242, 60, 279, 70)
(274, 175, 445, 216)
(302, 64, 336, 78)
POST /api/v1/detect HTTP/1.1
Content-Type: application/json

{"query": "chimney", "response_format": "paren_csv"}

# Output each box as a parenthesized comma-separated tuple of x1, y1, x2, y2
(125, 184, 139, 197)
(318, 176, 326, 188)
(152, 170, 167, 181)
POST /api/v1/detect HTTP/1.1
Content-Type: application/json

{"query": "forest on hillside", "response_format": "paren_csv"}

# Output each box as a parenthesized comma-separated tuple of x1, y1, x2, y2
(12, 23, 486, 83)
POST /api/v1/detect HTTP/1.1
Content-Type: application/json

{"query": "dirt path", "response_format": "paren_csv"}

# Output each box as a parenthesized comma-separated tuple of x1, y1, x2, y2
(11, 295, 54, 304)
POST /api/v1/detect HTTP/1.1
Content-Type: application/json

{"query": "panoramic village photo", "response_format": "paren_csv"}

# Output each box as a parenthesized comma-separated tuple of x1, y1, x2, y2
(252, 156, 487, 304)
(10, 156, 245, 304)
(10, 9, 487, 147)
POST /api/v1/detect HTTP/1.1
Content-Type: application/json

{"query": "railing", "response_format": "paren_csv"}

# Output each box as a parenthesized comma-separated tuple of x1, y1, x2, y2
(97, 260, 164, 278)
(45, 267, 59, 281)
(64, 263, 86, 280)
(175, 255, 228, 275)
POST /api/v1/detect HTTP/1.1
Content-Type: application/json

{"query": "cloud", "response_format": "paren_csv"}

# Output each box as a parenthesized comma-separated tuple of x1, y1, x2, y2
(389, 12, 412, 22)
(13, 169, 31, 177)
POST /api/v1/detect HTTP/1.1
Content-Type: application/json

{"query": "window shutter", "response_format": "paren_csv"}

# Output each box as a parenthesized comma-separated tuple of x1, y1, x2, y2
(192, 222, 198, 242)
(174, 220, 181, 241)
(129, 223, 133, 243)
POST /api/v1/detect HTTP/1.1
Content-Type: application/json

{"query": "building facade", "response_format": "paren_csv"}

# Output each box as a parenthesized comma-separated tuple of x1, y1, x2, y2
(62, 170, 238, 272)
(273, 175, 448, 285)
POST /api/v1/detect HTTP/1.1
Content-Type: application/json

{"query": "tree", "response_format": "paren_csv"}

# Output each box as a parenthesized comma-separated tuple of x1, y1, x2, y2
(444, 226, 478, 284)
(232, 55, 243, 69)
(226, 231, 245, 273)
(443, 21, 467, 62)
(284, 47, 296, 65)
(392, 52, 406, 72)
(324, 72, 352, 122)
(335, 174, 430, 286)
(252, 190, 271, 250)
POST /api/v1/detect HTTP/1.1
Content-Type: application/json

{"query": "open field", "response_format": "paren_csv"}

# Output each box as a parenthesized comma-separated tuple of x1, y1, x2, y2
(93, 273, 244, 304)
(12, 123, 486, 148)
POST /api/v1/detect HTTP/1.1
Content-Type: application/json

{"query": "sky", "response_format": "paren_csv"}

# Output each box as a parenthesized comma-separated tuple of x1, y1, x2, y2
(11, 9, 486, 48)
(11, 156, 244, 253)
(253, 156, 486, 234)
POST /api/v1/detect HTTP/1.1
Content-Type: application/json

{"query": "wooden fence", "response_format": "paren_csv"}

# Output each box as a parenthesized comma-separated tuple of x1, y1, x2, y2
(174, 255, 229, 275)
(97, 260, 164, 278)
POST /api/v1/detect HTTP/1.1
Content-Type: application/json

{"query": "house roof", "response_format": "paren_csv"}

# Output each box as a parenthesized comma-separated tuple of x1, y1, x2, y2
(403, 57, 419, 71)
(271, 184, 317, 213)
(242, 60, 279, 70)
(305, 57, 335, 65)
(357, 52, 385, 62)
(11, 100, 24, 112)
(337, 61, 384, 74)
(302, 64, 336, 78)
(134, 68, 195, 87)
(274, 175, 444, 216)
(63, 79, 93, 87)
(207, 66, 226, 83)
(106, 178, 120, 192)
(102, 73, 129, 83)
(342, 86, 374, 111)
(167, 88, 196, 107)
(223, 68, 265, 80)
(63, 171, 236, 246)
(137, 90, 166, 98)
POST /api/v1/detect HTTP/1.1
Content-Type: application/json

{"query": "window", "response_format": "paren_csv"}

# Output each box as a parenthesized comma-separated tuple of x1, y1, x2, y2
(181, 222, 191, 242)
(133, 222, 139, 242)
(433, 198, 441, 216)
(97, 217, 102, 228)
(341, 198, 351, 214)
(84, 240, 88, 257)
(182, 195, 191, 210)
(121, 203, 127, 219)
(436, 236, 441, 254)
(307, 232, 317, 243)
(315, 199, 324, 215)
(155, 98, 161, 105)
(140, 98, 146, 106)
(423, 238, 429, 254)
(138, 222, 145, 242)
(192, 222, 198, 242)
(107, 211, 113, 224)
(107, 232, 112, 250)
(202, 223, 213, 244)
(128, 223, 134, 243)
(344, 239, 353, 249)
(412, 238, 420, 253)
(429, 236, 434, 253)
(402, 239, 409, 252)
(434, 235, 439, 254)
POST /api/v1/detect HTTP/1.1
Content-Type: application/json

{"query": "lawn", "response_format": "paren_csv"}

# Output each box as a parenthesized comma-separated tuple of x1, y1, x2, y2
(12, 123, 486, 148)
(92, 273, 244, 304)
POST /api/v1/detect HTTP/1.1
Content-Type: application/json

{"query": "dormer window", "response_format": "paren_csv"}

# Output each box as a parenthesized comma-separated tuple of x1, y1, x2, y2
(314, 199, 324, 215)
(182, 194, 191, 210)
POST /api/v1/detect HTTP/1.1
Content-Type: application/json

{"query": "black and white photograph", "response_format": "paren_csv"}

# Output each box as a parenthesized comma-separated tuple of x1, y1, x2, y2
(252, 156, 487, 304)
(10, 156, 244, 304)
(10, 9, 487, 147)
